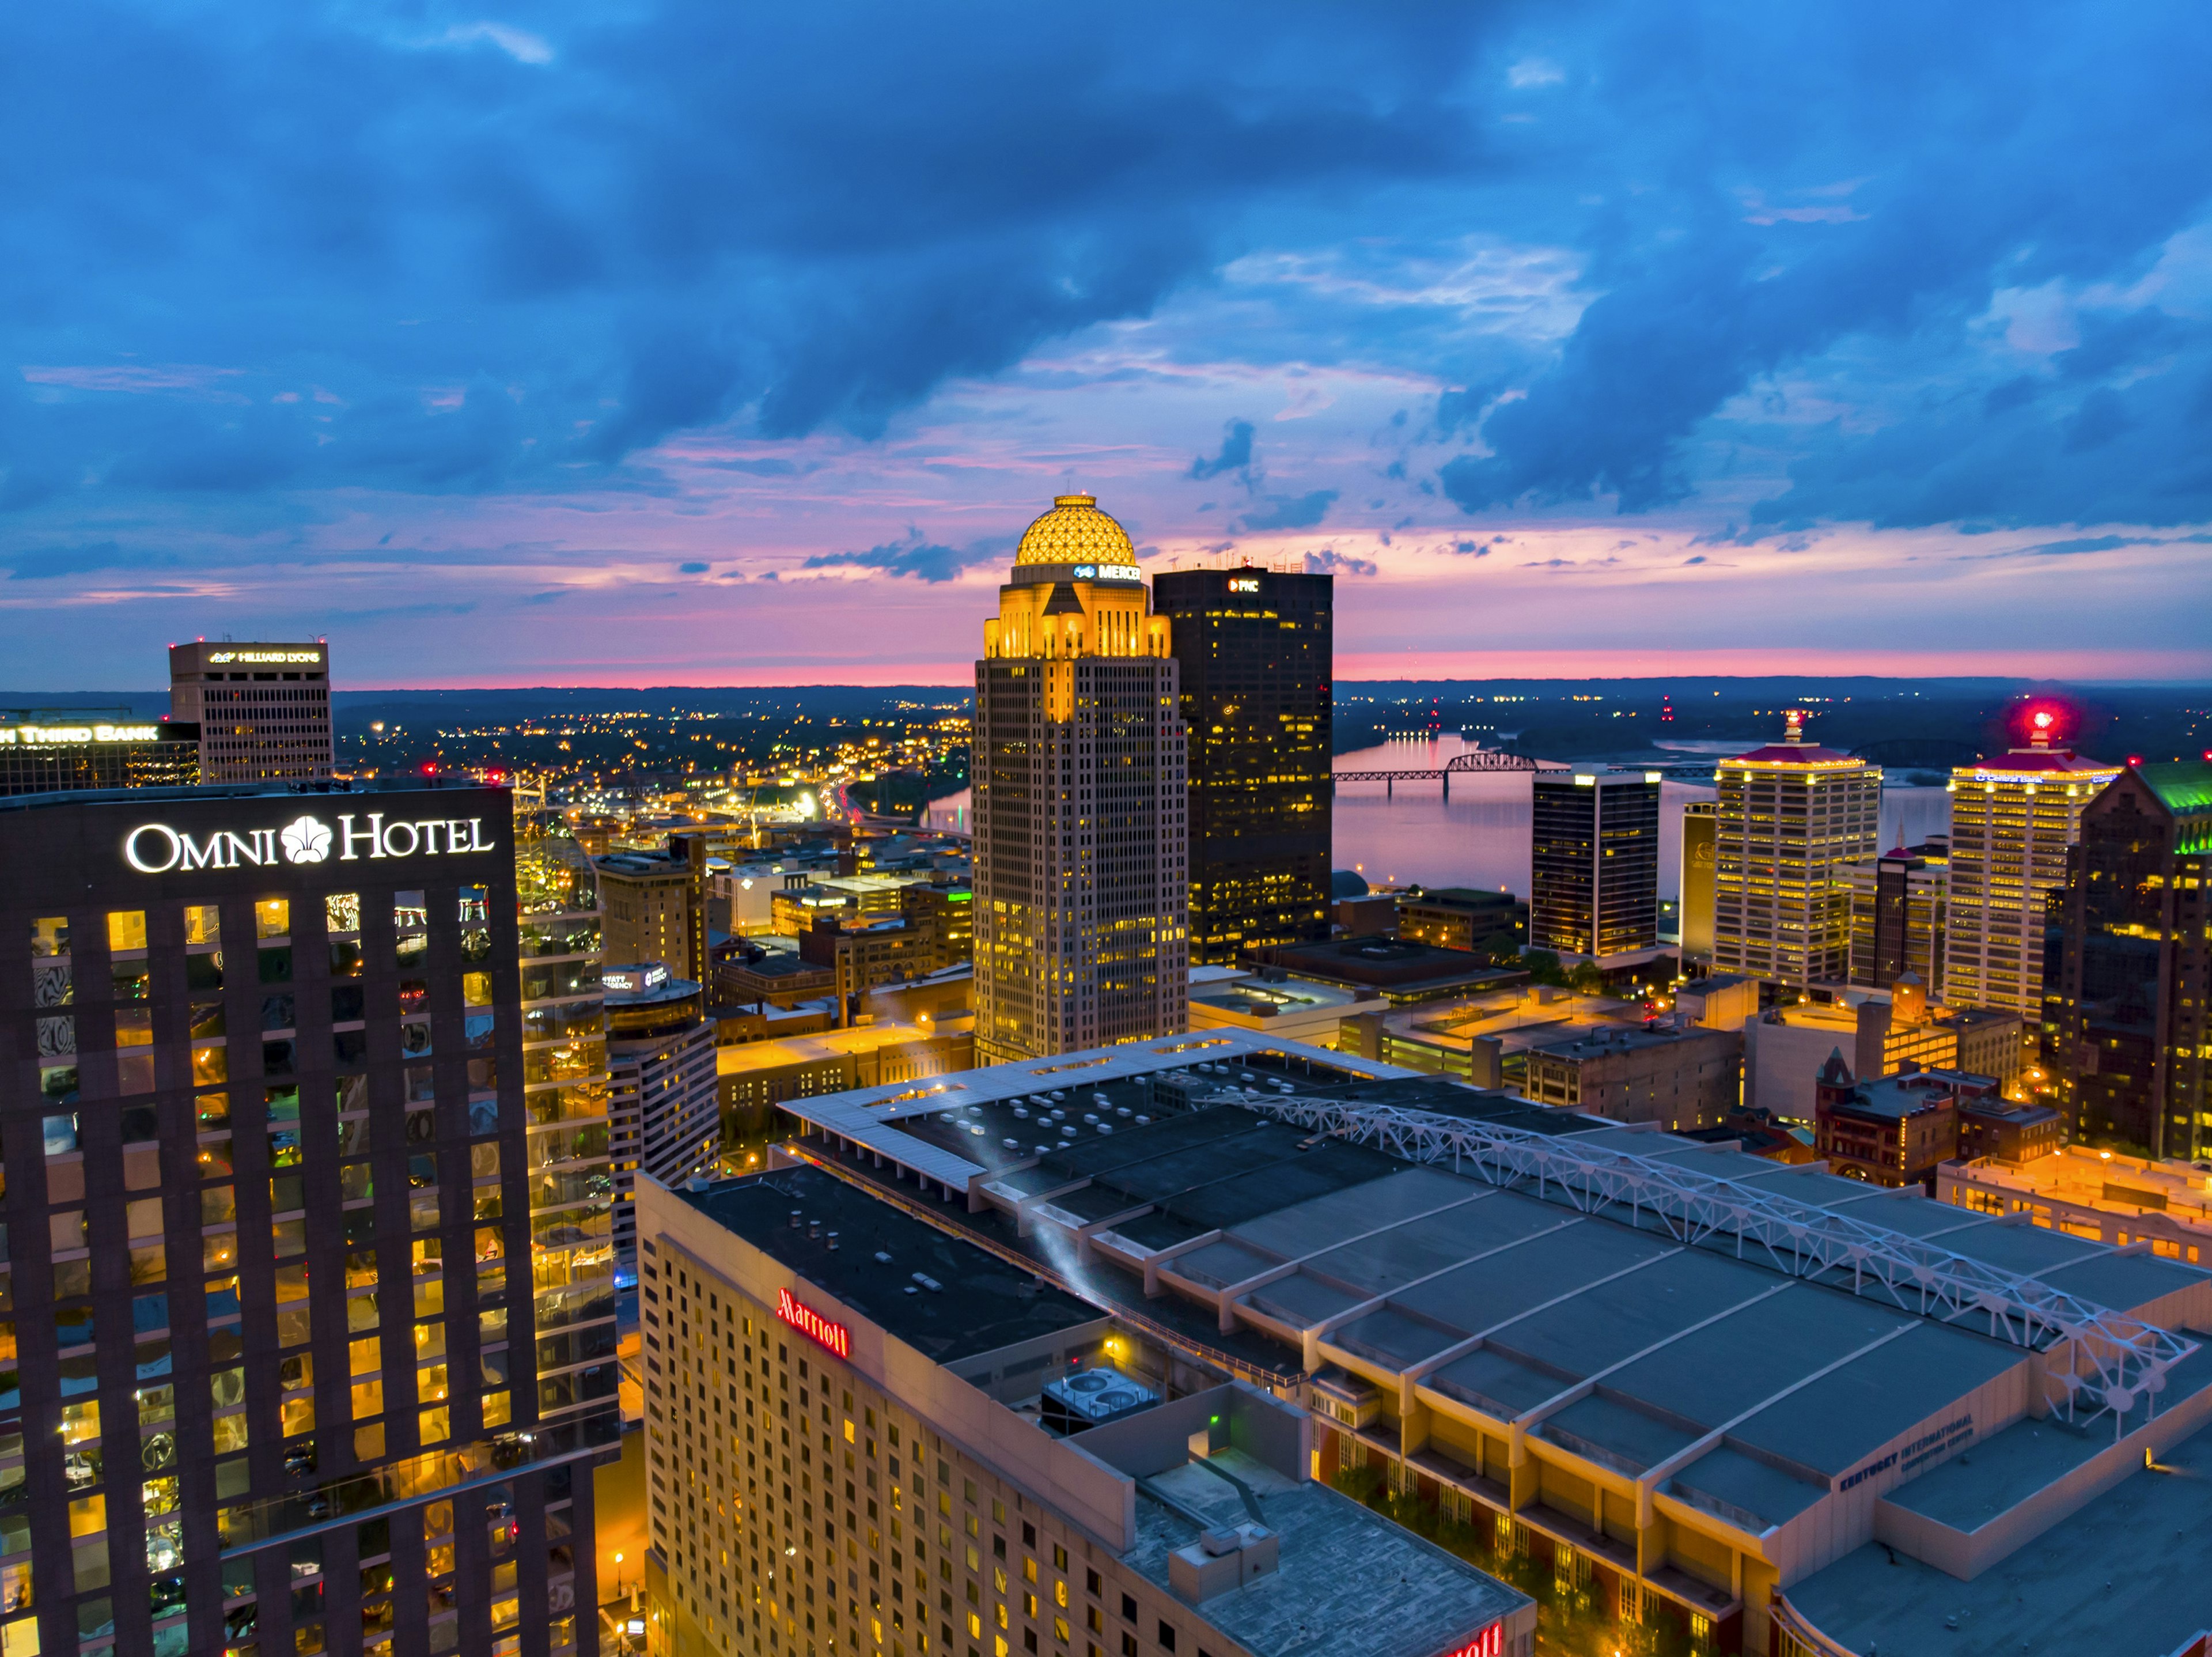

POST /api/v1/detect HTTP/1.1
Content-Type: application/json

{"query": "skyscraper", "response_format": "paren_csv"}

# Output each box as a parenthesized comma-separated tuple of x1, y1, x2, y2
(0, 782, 615, 1657)
(1529, 767, 1660, 960)
(1844, 838, 1949, 994)
(1679, 800, 1717, 962)
(1945, 712, 2122, 1020)
(1150, 565, 1331, 963)
(0, 709, 200, 795)
(596, 839, 709, 986)
(2051, 761, 2211, 1159)
(603, 960, 721, 1269)
(168, 641, 334, 783)
(1712, 711, 1881, 988)
(972, 495, 1188, 1063)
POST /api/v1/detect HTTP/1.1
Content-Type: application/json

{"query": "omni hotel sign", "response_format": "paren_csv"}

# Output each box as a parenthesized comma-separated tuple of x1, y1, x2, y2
(124, 811, 496, 873)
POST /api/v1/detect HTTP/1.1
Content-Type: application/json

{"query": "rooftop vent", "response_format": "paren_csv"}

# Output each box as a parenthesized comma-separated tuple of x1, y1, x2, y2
(789, 1209, 802, 1229)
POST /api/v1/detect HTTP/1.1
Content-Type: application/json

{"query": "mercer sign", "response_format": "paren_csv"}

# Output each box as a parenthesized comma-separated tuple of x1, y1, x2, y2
(123, 812, 495, 873)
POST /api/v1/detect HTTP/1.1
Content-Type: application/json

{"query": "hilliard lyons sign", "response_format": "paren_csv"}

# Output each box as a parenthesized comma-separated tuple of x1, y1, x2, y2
(123, 811, 495, 873)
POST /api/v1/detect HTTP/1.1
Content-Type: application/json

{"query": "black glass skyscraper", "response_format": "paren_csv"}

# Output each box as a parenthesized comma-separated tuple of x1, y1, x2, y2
(1531, 768, 1660, 960)
(2052, 762, 2212, 1157)
(1151, 566, 1332, 964)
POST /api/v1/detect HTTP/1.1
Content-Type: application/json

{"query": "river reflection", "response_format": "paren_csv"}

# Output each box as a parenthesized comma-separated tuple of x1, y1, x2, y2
(927, 732, 1952, 901)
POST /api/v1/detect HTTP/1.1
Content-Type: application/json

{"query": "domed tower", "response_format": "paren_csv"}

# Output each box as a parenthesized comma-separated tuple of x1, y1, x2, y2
(973, 495, 1188, 1061)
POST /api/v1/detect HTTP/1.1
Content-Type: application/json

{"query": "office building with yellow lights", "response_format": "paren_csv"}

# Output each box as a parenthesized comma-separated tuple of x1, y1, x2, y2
(0, 710, 200, 796)
(1944, 713, 2120, 1022)
(604, 961, 721, 1266)
(168, 640, 332, 782)
(972, 495, 1188, 1064)
(1843, 838, 1948, 995)
(1151, 566, 1332, 964)
(1711, 713, 1881, 989)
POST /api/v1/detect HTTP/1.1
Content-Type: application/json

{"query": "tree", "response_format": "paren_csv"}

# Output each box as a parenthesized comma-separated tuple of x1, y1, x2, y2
(1522, 949, 1566, 986)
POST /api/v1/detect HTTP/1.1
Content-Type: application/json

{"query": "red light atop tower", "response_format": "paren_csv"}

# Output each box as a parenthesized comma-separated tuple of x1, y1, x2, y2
(2032, 710, 2054, 731)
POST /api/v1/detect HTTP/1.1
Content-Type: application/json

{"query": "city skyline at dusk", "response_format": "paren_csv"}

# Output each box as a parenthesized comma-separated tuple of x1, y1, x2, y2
(6, 3, 2212, 687)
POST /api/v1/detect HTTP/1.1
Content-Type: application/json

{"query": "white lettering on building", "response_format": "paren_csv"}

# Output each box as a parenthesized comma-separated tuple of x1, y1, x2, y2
(123, 812, 491, 873)
(0, 723, 162, 746)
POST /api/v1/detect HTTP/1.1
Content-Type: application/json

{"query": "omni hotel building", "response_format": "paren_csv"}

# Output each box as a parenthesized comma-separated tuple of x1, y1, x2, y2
(0, 782, 616, 1657)
(972, 496, 1188, 1064)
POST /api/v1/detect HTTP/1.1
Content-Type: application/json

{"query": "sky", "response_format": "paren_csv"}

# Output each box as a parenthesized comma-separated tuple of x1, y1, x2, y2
(5, 2, 2212, 689)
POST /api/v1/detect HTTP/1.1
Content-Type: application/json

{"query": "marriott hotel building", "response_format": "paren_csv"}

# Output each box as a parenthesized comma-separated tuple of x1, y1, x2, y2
(0, 782, 616, 1657)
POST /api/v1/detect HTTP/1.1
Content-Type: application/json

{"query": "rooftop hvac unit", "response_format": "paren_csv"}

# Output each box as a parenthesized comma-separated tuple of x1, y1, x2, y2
(1039, 1365, 1159, 1435)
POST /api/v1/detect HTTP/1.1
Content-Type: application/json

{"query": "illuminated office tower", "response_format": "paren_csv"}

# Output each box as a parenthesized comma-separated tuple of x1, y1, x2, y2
(602, 961, 721, 1268)
(972, 495, 1188, 1063)
(1845, 838, 1949, 994)
(1529, 767, 1660, 960)
(1150, 565, 1332, 963)
(0, 783, 616, 1657)
(1679, 800, 1717, 961)
(169, 641, 334, 782)
(1945, 712, 2122, 1020)
(1712, 712, 1882, 988)
(0, 709, 200, 795)
(596, 839, 709, 986)
(2051, 761, 2212, 1158)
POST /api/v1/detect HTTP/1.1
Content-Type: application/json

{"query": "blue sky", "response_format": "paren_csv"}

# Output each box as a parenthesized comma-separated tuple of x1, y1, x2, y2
(5, 1, 2211, 686)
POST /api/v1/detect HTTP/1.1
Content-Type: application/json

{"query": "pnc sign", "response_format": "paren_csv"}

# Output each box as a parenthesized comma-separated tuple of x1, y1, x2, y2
(776, 1288, 851, 1360)
(1228, 576, 1261, 593)
(123, 812, 495, 873)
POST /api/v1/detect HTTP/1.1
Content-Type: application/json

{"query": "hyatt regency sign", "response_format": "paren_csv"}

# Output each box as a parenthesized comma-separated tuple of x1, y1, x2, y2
(124, 811, 495, 873)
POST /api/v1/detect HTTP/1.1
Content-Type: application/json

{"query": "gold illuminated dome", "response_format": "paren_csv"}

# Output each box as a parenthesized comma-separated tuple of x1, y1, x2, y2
(1014, 493, 1136, 566)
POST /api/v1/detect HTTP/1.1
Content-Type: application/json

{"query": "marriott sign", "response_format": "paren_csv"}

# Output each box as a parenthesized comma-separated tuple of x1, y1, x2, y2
(123, 810, 496, 873)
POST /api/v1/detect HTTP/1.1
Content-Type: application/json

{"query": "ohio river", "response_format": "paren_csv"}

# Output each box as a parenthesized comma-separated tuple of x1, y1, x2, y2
(927, 734, 1951, 901)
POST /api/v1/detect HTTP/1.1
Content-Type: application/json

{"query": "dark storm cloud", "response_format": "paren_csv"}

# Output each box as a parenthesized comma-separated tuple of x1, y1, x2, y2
(1435, 3, 2212, 530)
(2, 0, 2210, 556)
(1240, 490, 1338, 531)
(1189, 419, 1256, 482)
(0, 2, 1491, 510)
(803, 531, 995, 582)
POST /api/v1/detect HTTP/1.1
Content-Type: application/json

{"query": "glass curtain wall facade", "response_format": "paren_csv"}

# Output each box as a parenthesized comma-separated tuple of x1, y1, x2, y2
(2052, 763, 2212, 1159)
(0, 784, 615, 1657)
(1150, 568, 1332, 965)
(1530, 771, 1659, 959)
(1845, 844, 1949, 994)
